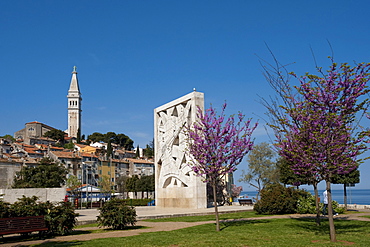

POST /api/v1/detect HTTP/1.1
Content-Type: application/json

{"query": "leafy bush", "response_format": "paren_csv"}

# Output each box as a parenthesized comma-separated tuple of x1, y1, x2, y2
(254, 183, 310, 214)
(97, 198, 137, 230)
(326, 200, 345, 214)
(296, 194, 345, 215)
(9, 196, 46, 217)
(1, 196, 78, 236)
(297, 194, 317, 214)
(43, 201, 78, 235)
(0, 200, 11, 218)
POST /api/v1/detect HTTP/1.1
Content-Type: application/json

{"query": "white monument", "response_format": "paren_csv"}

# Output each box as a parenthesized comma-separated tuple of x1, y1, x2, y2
(154, 91, 207, 208)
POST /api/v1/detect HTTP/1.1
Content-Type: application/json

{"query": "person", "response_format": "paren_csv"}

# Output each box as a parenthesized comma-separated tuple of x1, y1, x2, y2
(322, 190, 338, 216)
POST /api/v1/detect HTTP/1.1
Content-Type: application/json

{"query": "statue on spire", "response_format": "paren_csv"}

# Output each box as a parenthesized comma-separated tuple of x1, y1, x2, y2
(73, 66, 77, 72)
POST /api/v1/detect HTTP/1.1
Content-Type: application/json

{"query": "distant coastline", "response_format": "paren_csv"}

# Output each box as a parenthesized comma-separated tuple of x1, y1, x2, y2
(240, 189, 370, 205)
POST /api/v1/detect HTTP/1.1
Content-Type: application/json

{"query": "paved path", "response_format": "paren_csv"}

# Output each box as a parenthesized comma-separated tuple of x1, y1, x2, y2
(1, 207, 370, 247)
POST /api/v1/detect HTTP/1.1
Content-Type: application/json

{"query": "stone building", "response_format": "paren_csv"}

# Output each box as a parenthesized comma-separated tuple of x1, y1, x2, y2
(14, 121, 56, 145)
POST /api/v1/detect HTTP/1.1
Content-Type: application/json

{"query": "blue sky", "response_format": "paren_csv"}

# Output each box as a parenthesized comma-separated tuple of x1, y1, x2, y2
(1, 1, 370, 190)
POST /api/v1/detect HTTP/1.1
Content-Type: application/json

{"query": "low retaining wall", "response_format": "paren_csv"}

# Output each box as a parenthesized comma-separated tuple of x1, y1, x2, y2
(339, 204, 370, 210)
(0, 188, 66, 203)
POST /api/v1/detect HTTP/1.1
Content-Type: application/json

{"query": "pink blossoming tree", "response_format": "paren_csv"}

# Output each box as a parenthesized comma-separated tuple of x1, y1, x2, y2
(263, 58, 370, 242)
(186, 103, 257, 231)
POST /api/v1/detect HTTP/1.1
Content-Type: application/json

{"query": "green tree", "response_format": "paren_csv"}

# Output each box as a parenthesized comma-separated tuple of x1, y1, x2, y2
(239, 142, 279, 200)
(64, 142, 75, 149)
(44, 129, 66, 144)
(0, 134, 15, 142)
(143, 140, 154, 158)
(12, 157, 68, 188)
(99, 175, 113, 199)
(115, 133, 134, 150)
(76, 128, 81, 143)
(87, 132, 134, 150)
(116, 176, 129, 196)
(125, 175, 139, 199)
(87, 132, 105, 143)
(66, 175, 82, 198)
(331, 169, 360, 210)
(107, 141, 113, 158)
(135, 145, 140, 158)
(135, 175, 154, 199)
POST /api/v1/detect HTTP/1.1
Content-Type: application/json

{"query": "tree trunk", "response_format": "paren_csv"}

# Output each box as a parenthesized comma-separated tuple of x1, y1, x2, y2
(213, 182, 220, 231)
(313, 183, 320, 226)
(343, 183, 347, 210)
(326, 181, 336, 242)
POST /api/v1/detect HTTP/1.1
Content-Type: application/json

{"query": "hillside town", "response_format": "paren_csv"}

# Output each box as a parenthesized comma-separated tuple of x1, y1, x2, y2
(0, 67, 154, 193)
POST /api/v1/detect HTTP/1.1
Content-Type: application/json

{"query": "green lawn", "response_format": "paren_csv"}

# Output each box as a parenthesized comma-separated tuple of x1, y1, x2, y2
(31, 217, 370, 247)
(144, 210, 264, 222)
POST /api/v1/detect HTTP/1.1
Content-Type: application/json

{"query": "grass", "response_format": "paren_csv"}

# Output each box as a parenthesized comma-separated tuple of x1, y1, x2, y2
(144, 210, 264, 222)
(76, 223, 99, 228)
(29, 217, 370, 247)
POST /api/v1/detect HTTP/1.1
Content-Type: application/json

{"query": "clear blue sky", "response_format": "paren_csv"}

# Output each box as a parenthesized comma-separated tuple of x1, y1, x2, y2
(1, 1, 370, 190)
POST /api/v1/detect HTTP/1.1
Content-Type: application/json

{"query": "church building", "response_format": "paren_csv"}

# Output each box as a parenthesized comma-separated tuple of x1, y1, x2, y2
(14, 67, 82, 143)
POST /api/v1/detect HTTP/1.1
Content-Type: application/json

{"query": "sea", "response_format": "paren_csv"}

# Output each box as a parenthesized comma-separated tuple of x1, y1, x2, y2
(240, 189, 370, 205)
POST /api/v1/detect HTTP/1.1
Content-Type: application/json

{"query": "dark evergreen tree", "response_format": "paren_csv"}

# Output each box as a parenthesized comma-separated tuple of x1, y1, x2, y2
(44, 129, 66, 144)
(76, 128, 81, 143)
(87, 132, 134, 150)
(125, 175, 139, 199)
(135, 145, 140, 158)
(107, 140, 113, 158)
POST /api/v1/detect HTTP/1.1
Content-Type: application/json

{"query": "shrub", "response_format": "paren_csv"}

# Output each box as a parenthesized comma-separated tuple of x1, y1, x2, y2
(0, 200, 11, 218)
(43, 201, 78, 235)
(297, 194, 317, 214)
(254, 183, 310, 214)
(1, 196, 78, 236)
(322, 200, 345, 215)
(122, 198, 152, 206)
(9, 196, 46, 217)
(97, 198, 137, 230)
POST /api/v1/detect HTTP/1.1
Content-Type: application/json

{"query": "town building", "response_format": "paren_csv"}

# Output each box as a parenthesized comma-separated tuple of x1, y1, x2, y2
(1, 67, 154, 192)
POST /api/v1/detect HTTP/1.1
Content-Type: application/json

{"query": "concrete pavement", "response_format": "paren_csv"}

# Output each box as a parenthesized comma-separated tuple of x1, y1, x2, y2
(76, 204, 253, 224)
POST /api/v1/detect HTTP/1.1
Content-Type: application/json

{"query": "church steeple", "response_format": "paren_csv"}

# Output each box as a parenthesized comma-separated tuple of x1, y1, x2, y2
(67, 66, 82, 138)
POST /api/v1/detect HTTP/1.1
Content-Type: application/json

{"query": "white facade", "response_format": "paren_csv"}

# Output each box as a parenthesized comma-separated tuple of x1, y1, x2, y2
(154, 91, 207, 208)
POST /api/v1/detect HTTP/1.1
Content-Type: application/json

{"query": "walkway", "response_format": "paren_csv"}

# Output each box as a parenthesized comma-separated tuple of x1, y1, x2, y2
(1, 206, 370, 247)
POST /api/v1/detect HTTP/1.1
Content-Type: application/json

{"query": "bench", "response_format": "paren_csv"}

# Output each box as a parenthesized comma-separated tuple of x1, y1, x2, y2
(0, 216, 48, 238)
(238, 198, 253, 206)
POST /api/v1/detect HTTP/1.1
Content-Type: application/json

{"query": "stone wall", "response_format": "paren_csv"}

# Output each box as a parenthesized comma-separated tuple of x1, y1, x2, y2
(0, 161, 21, 189)
(0, 188, 66, 203)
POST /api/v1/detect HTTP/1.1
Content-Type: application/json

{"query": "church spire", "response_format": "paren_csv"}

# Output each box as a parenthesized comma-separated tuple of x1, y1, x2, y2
(67, 66, 82, 138)
(69, 66, 80, 93)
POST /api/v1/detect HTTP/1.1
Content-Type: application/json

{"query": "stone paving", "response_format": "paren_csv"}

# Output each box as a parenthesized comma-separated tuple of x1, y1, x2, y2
(1, 206, 370, 247)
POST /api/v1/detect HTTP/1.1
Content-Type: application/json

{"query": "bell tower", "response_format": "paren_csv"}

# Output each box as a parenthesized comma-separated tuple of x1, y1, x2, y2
(67, 66, 82, 138)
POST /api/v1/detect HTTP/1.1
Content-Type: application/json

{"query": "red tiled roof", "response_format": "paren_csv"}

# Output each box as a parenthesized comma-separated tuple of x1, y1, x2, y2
(80, 152, 98, 158)
(75, 144, 88, 148)
(26, 121, 55, 130)
(111, 158, 129, 163)
(126, 158, 154, 164)
(50, 151, 80, 159)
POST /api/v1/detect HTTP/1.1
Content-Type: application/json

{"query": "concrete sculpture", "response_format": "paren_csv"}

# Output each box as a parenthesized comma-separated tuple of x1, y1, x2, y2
(154, 91, 207, 208)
